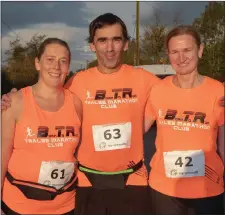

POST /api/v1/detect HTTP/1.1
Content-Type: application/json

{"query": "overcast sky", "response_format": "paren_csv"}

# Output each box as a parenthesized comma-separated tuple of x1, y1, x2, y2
(1, 1, 208, 71)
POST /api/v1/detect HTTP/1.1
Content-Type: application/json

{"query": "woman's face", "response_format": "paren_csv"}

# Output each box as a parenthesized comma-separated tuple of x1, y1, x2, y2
(35, 43, 70, 87)
(168, 34, 203, 75)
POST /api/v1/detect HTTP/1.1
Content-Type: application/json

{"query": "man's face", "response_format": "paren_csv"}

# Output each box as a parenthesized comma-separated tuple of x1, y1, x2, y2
(90, 23, 128, 71)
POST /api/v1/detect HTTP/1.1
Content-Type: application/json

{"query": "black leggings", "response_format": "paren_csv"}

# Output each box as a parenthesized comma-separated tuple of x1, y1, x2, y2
(74, 185, 150, 215)
(1, 201, 75, 215)
(150, 187, 224, 215)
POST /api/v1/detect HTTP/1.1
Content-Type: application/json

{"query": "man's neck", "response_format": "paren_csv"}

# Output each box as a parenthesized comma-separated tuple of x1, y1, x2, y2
(97, 64, 123, 74)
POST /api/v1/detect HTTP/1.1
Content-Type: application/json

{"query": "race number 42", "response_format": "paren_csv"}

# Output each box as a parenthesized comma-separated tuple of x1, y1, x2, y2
(163, 150, 205, 178)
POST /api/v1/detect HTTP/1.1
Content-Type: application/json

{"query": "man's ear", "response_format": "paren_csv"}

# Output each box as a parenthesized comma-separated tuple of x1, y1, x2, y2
(90, 43, 96, 52)
(123, 40, 129, 51)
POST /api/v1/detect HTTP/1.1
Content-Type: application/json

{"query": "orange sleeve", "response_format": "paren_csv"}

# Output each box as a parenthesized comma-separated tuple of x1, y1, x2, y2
(142, 69, 160, 98)
(213, 84, 225, 126)
(145, 86, 157, 120)
(141, 69, 160, 120)
(64, 72, 83, 99)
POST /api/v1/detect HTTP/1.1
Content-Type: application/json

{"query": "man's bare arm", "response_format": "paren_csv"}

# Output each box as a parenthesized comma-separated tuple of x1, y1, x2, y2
(144, 116, 156, 133)
(1, 88, 18, 111)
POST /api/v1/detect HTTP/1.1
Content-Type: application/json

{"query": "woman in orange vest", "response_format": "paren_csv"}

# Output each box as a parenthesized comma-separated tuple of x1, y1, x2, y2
(145, 25, 224, 215)
(1, 38, 82, 214)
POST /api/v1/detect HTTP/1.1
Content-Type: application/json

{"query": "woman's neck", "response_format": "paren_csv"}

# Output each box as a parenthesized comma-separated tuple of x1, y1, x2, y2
(32, 81, 64, 99)
(173, 71, 204, 89)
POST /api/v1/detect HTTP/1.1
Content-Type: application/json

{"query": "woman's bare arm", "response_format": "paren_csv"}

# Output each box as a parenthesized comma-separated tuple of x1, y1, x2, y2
(73, 95, 83, 123)
(1, 92, 22, 191)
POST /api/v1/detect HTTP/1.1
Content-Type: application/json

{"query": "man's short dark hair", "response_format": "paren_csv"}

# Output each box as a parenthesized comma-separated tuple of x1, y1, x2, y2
(87, 13, 130, 43)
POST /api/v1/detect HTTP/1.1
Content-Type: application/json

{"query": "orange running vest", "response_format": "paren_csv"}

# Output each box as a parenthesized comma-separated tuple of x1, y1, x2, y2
(2, 87, 81, 214)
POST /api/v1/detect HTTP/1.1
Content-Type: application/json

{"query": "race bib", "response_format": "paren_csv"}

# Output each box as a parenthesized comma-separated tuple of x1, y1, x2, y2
(163, 150, 205, 178)
(38, 161, 74, 190)
(92, 122, 132, 151)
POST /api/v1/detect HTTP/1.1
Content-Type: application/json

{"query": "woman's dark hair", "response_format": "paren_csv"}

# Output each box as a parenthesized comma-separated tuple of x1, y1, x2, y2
(37, 38, 71, 62)
(88, 13, 130, 43)
(166, 25, 201, 50)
